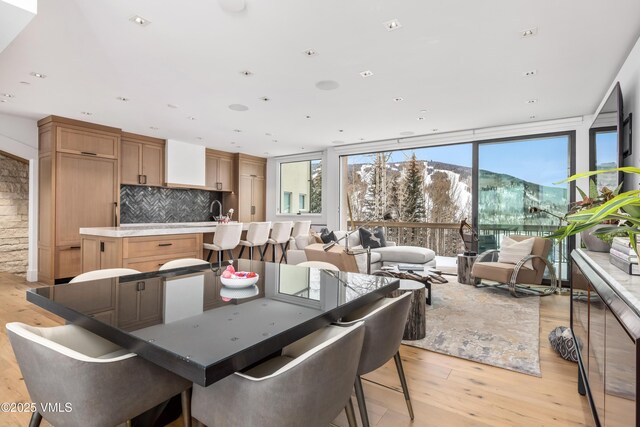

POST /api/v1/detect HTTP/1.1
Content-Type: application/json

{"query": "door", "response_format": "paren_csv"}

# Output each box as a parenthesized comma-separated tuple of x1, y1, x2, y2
(218, 157, 233, 191)
(206, 155, 219, 189)
(121, 140, 142, 184)
(252, 176, 265, 221)
(141, 143, 164, 186)
(476, 134, 571, 280)
(239, 175, 253, 222)
(56, 153, 117, 245)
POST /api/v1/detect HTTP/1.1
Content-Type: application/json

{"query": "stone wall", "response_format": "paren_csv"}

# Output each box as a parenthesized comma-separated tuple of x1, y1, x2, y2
(0, 152, 28, 276)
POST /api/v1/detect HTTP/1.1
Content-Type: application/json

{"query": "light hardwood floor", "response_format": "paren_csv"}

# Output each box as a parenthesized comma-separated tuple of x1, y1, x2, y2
(0, 272, 593, 427)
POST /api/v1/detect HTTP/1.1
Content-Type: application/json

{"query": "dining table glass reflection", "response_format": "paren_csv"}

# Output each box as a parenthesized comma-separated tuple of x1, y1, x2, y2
(27, 260, 399, 386)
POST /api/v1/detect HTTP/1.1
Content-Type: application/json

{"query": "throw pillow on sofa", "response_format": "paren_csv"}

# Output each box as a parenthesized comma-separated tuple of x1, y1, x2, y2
(320, 229, 338, 244)
(359, 227, 387, 249)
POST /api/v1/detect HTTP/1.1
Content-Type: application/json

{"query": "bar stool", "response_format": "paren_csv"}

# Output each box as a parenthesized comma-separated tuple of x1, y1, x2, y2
(204, 223, 243, 265)
(238, 222, 271, 260)
(266, 221, 293, 263)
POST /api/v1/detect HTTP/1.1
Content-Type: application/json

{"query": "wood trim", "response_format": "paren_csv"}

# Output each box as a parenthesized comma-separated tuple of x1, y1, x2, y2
(164, 182, 209, 190)
(121, 131, 166, 146)
(0, 149, 28, 164)
(37, 115, 121, 134)
(237, 153, 266, 163)
(206, 148, 234, 159)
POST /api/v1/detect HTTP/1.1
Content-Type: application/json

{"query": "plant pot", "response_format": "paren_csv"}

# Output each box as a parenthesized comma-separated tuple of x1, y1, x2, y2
(580, 225, 612, 252)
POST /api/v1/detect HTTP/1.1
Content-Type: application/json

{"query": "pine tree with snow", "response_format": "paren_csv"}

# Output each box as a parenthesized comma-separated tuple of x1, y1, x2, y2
(363, 152, 388, 220)
(402, 153, 426, 222)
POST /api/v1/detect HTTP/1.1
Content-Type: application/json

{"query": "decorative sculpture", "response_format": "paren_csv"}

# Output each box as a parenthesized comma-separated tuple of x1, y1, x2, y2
(459, 218, 478, 256)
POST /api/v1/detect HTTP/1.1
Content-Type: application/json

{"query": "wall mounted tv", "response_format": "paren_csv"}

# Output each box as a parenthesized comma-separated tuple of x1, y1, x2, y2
(589, 82, 624, 187)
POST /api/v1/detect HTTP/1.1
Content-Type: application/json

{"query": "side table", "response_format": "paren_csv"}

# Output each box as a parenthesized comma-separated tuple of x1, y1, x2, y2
(391, 280, 426, 340)
(457, 253, 477, 285)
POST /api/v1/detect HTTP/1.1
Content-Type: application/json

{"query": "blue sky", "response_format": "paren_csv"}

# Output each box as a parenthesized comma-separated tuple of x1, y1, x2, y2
(348, 135, 572, 187)
(595, 130, 618, 164)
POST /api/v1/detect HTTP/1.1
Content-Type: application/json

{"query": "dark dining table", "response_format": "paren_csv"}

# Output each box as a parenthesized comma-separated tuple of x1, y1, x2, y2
(26, 260, 399, 387)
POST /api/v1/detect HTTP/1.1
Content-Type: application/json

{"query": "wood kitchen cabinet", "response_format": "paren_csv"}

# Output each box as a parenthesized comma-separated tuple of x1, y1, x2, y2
(121, 132, 165, 186)
(206, 149, 234, 192)
(80, 233, 203, 274)
(224, 154, 266, 223)
(38, 116, 120, 284)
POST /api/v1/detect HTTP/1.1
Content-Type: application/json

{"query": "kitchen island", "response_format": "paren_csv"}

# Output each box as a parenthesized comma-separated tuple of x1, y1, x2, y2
(79, 222, 258, 274)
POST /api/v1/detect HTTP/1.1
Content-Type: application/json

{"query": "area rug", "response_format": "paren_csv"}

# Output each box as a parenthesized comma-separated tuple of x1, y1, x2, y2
(403, 280, 541, 377)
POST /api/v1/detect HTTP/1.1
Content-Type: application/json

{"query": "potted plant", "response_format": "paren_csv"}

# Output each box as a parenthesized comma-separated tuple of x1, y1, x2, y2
(548, 167, 640, 255)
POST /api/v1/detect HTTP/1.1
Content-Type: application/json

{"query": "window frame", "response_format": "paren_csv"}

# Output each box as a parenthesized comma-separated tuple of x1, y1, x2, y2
(275, 153, 323, 217)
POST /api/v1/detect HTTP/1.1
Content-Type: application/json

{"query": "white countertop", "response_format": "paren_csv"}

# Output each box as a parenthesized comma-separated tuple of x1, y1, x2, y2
(576, 249, 640, 316)
(80, 222, 249, 238)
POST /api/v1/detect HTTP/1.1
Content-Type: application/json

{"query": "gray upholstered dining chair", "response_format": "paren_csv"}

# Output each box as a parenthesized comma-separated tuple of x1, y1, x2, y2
(336, 292, 413, 427)
(191, 322, 365, 427)
(159, 257, 210, 271)
(70, 268, 140, 283)
(296, 260, 340, 271)
(6, 322, 192, 427)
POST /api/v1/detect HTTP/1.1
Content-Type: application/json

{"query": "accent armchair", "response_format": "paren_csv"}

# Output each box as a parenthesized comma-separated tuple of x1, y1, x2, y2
(471, 235, 558, 297)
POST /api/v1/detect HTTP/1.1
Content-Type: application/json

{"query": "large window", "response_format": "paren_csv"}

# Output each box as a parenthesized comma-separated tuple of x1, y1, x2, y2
(279, 159, 321, 214)
(590, 127, 618, 192)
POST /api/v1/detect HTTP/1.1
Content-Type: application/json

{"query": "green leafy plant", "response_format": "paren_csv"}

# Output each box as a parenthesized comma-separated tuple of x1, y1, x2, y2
(548, 167, 640, 255)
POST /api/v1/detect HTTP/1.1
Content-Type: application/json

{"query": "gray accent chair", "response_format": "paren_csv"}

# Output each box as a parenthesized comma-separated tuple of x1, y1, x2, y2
(6, 322, 192, 427)
(337, 292, 414, 427)
(191, 322, 365, 427)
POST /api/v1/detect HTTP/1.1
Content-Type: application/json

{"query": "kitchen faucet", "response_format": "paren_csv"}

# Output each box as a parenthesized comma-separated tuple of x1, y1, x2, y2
(209, 200, 223, 221)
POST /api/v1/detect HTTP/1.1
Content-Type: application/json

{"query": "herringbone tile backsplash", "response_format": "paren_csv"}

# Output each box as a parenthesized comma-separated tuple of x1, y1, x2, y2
(120, 185, 221, 223)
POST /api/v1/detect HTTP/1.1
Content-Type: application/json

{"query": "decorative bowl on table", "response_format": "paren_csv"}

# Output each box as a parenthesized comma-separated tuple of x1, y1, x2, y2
(220, 275, 259, 288)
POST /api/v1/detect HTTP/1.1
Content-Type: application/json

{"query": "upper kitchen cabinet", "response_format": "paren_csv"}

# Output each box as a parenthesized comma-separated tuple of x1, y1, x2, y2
(205, 149, 234, 192)
(37, 116, 120, 284)
(121, 132, 165, 186)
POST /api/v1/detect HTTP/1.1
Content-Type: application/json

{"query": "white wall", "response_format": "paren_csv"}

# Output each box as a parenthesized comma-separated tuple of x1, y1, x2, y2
(0, 112, 38, 281)
(594, 35, 640, 188)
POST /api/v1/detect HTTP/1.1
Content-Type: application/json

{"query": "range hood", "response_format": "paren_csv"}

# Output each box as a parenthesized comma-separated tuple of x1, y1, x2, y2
(165, 139, 206, 188)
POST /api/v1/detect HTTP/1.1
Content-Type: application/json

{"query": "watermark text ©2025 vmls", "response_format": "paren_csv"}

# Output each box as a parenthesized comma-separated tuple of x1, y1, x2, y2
(0, 402, 72, 413)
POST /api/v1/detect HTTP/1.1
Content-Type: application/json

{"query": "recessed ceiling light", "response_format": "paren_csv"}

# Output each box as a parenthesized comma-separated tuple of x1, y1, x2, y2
(0, 99, 8, 103)
(130, 15, 151, 27)
(420, 109, 428, 114)
(359, 138, 365, 141)
(2, 93, 14, 98)
(265, 132, 271, 136)
(187, 116, 196, 120)
(305, 115, 311, 119)
(521, 27, 538, 38)
(229, 104, 249, 111)
(167, 104, 178, 109)
(301, 147, 305, 150)
(315, 80, 340, 90)
(233, 129, 242, 133)
(359, 70, 374, 78)
(116, 96, 130, 102)
(384, 19, 402, 31)
(303, 49, 318, 57)
(149, 126, 159, 130)
(338, 129, 344, 133)
(230, 141, 236, 145)
(529, 115, 536, 119)
(432, 128, 439, 132)
(273, 139, 278, 143)
(81, 111, 93, 116)
(394, 97, 404, 102)
(30, 72, 46, 78)
(526, 98, 538, 104)
(522, 70, 537, 77)
(400, 131, 414, 136)
(417, 117, 425, 121)
(240, 70, 253, 76)
(259, 96, 270, 102)
(19, 81, 30, 85)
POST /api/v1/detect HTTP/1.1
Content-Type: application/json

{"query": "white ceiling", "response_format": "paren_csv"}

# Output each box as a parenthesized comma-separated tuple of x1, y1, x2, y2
(0, 0, 639, 157)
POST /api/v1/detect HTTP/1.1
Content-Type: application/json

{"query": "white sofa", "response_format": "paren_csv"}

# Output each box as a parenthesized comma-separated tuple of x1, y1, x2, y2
(288, 230, 436, 273)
